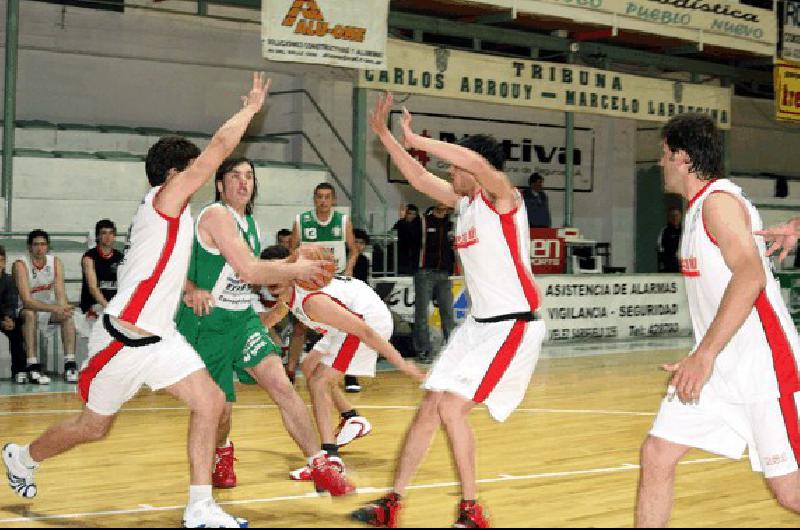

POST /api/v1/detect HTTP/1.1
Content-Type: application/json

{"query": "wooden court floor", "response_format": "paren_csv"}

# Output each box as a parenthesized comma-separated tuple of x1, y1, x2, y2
(0, 347, 798, 528)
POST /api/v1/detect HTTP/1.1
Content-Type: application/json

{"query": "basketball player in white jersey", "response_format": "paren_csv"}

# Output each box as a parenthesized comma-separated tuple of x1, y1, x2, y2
(352, 93, 546, 528)
(260, 245, 425, 483)
(636, 113, 800, 527)
(13, 229, 77, 384)
(2, 73, 329, 528)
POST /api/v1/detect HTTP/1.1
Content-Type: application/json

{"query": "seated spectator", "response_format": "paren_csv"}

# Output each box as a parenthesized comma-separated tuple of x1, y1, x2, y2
(13, 229, 77, 385)
(80, 219, 123, 320)
(0, 245, 27, 384)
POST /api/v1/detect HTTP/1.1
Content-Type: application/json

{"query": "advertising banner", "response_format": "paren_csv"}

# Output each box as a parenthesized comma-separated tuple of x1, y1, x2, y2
(372, 273, 692, 344)
(775, 60, 800, 122)
(531, 228, 568, 274)
(388, 111, 594, 191)
(359, 40, 732, 128)
(262, 0, 389, 69)
(456, 0, 776, 56)
(783, 1, 800, 62)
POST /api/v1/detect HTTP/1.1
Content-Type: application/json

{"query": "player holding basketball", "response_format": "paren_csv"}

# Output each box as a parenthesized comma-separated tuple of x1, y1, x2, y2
(636, 113, 800, 527)
(176, 157, 350, 495)
(260, 245, 425, 482)
(2, 73, 328, 528)
(352, 93, 546, 528)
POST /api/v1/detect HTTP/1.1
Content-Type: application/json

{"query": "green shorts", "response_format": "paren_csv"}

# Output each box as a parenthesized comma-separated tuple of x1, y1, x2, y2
(176, 305, 281, 402)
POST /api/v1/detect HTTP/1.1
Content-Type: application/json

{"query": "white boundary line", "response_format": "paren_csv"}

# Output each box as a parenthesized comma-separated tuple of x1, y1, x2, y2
(0, 404, 656, 417)
(0, 457, 727, 524)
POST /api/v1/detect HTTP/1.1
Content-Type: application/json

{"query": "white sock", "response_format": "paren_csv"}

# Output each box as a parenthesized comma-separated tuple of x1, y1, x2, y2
(19, 445, 39, 469)
(188, 485, 212, 506)
(219, 439, 231, 449)
(64, 354, 76, 363)
(308, 450, 326, 467)
(26, 359, 38, 368)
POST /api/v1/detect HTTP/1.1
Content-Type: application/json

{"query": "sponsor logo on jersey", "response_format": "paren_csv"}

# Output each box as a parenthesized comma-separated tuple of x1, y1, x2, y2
(455, 227, 479, 249)
(680, 256, 700, 277)
(332, 226, 342, 237)
(304, 227, 318, 240)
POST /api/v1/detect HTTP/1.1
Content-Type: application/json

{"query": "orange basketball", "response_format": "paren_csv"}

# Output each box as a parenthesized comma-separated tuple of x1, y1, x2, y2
(295, 245, 336, 291)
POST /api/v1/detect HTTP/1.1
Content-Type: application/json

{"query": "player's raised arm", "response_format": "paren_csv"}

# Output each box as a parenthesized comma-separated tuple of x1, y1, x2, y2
(399, 107, 516, 209)
(370, 92, 459, 208)
(155, 73, 271, 217)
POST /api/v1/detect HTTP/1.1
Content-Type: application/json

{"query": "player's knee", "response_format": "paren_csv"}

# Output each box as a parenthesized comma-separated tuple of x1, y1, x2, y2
(196, 385, 226, 417)
(437, 397, 463, 424)
(770, 478, 800, 512)
(308, 370, 329, 392)
(639, 437, 678, 473)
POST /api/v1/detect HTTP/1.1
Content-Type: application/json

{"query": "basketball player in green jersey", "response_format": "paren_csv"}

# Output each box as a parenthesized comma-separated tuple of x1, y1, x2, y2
(289, 183, 370, 446)
(176, 159, 352, 496)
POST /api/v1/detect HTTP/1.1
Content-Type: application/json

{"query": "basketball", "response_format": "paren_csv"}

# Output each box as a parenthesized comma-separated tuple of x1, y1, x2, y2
(294, 245, 336, 291)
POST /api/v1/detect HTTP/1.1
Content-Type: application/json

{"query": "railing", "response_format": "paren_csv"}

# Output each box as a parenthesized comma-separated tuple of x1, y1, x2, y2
(267, 89, 391, 235)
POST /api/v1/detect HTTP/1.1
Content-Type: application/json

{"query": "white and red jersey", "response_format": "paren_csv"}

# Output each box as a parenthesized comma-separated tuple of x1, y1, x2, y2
(455, 190, 540, 319)
(18, 254, 56, 305)
(288, 276, 390, 335)
(681, 178, 800, 403)
(251, 287, 278, 314)
(105, 186, 193, 336)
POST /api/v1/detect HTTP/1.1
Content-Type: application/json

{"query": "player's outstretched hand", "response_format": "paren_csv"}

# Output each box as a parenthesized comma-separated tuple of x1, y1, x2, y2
(369, 92, 393, 136)
(400, 106, 418, 149)
(755, 218, 800, 262)
(241, 72, 271, 114)
(292, 257, 333, 288)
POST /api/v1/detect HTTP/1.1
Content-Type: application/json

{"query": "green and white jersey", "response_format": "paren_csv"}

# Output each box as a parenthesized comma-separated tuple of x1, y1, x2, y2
(296, 209, 348, 273)
(188, 203, 262, 312)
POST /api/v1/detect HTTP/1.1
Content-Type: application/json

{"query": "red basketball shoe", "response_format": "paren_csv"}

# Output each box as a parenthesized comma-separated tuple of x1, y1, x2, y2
(212, 443, 237, 489)
(453, 500, 489, 528)
(309, 454, 354, 496)
(351, 492, 402, 528)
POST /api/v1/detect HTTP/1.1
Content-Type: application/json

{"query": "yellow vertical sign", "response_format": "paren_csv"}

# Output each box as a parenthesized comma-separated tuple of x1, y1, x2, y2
(776, 60, 800, 122)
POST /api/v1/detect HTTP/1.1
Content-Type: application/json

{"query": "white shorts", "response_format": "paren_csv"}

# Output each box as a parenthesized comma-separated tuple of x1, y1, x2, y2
(650, 385, 800, 478)
(312, 313, 393, 378)
(424, 317, 545, 422)
(78, 322, 206, 416)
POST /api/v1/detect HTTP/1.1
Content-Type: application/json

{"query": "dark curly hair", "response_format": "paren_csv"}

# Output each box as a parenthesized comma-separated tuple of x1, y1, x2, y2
(261, 245, 291, 260)
(145, 136, 201, 186)
(661, 113, 724, 181)
(215, 157, 258, 215)
(457, 134, 505, 171)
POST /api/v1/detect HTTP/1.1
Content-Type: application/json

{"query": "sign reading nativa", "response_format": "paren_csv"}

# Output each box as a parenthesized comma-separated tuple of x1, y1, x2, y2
(358, 40, 732, 128)
(261, 0, 388, 69)
(776, 61, 800, 122)
(783, 1, 800, 63)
